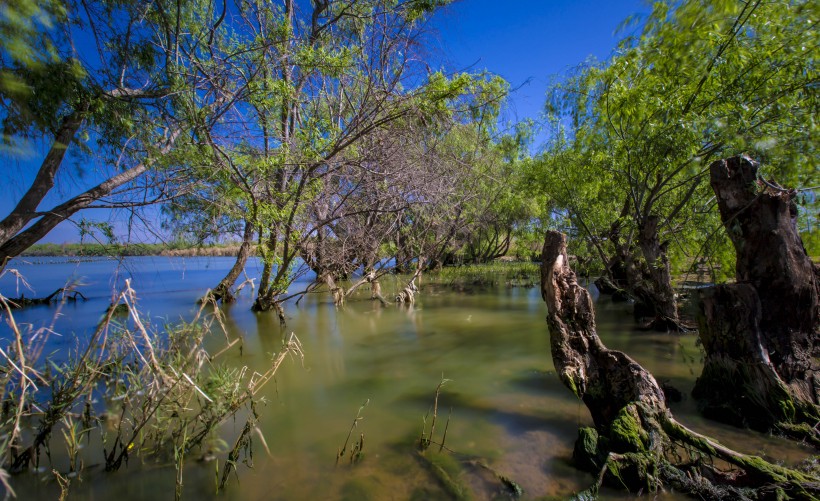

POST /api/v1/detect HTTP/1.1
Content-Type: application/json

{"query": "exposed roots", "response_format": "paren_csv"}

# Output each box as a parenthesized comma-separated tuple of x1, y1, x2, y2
(541, 231, 819, 500)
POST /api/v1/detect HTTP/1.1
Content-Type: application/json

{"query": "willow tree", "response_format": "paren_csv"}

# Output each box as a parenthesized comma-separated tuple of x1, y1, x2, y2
(539, 0, 818, 330)
(0, 0, 229, 265)
(242, 1, 482, 315)
(171, 0, 515, 314)
(436, 120, 538, 266)
(279, 72, 514, 306)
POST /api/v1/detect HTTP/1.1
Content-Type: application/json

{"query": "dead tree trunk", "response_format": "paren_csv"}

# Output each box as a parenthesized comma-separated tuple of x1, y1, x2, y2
(541, 230, 818, 498)
(693, 155, 819, 441)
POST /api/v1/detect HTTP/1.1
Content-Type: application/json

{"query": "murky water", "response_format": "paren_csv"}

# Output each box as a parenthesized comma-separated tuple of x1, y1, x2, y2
(0, 258, 813, 500)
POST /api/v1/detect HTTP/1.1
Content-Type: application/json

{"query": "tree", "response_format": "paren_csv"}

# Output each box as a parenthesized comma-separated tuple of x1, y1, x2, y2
(165, 0, 514, 314)
(0, 0, 246, 266)
(537, 0, 818, 330)
(541, 230, 819, 499)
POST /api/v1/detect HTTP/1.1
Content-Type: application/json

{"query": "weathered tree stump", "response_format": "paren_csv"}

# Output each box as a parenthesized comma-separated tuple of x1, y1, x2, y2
(541, 230, 819, 498)
(694, 155, 819, 443)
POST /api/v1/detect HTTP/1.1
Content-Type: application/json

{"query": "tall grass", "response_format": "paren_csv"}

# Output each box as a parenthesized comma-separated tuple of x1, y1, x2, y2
(0, 275, 301, 499)
(427, 262, 539, 288)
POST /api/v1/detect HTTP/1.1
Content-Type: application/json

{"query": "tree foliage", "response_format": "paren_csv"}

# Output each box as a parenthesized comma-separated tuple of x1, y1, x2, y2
(531, 0, 818, 328)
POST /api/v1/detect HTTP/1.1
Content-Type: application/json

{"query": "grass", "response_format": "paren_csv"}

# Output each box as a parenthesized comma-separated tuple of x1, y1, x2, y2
(427, 262, 539, 288)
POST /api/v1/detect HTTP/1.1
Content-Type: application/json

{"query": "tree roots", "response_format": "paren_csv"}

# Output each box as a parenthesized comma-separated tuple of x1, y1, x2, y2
(541, 231, 819, 500)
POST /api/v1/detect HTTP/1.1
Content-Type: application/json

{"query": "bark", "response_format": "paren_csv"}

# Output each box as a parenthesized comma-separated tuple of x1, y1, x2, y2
(636, 215, 681, 331)
(207, 219, 255, 303)
(540, 230, 819, 498)
(0, 109, 86, 247)
(541, 231, 666, 429)
(694, 155, 819, 439)
(693, 285, 819, 445)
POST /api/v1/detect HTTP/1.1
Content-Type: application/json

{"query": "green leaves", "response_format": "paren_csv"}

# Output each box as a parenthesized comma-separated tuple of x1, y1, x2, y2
(531, 0, 818, 280)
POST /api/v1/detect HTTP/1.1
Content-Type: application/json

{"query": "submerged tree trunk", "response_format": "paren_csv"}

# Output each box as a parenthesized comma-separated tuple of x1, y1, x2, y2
(208, 220, 255, 303)
(396, 256, 424, 304)
(540, 230, 818, 498)
(322, 272, 345, 306)
(693, 155, 819, 440)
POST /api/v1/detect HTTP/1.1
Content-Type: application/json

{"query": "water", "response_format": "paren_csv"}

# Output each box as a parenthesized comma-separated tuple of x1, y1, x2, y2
(0, 258, 812, 500)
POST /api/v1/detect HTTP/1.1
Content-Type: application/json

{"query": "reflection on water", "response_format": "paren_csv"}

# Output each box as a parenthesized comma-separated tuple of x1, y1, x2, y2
(0, 258, 813, 500)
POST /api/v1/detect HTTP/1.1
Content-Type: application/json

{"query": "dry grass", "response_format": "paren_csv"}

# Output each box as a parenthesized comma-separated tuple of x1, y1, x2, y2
(0, 269, 302, 499)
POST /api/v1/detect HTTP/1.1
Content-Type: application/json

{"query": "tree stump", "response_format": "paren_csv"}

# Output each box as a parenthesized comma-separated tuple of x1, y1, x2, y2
(540, 230, 819, 498)
(694, 155, 819, 442)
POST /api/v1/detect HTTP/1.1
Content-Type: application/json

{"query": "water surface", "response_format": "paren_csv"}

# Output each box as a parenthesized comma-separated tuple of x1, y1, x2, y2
(0, 258, 812, 500)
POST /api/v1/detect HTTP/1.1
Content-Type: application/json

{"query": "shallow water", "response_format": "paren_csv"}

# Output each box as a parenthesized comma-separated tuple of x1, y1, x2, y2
(0, 258, 813, 500)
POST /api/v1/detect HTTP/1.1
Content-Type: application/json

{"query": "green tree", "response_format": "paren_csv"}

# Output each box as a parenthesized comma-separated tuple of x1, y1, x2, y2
(0, 0, 233, 265)
(536, 0, 818, 329)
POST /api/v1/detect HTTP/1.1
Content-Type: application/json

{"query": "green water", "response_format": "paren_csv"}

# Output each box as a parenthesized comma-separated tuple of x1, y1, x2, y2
(2, 263, 813, 500)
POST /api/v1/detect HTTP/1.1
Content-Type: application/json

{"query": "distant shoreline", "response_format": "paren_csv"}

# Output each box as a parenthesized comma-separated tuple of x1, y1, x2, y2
(20, 243, 248, 258)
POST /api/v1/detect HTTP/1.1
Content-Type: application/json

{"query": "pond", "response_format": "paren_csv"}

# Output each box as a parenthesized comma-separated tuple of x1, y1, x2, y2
(0, 257, 812, 500)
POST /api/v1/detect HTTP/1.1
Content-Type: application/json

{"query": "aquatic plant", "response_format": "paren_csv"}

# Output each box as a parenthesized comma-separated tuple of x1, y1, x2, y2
(427, 262, 539, 288)
(414, 378, 524, 500)
(0, 279, 303, 499)
(336, 399, 370, 467)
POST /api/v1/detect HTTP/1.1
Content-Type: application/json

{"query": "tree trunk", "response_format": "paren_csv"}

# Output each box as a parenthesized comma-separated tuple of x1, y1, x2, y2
(0, 127, 179, 263)
(636, 215, 681, 331)
(540, 230, 819, 498)
(0, 109, 85, 247)
(694, 285, 819, 445)
(0, 163, 149, 262)
(694, 155, 819, 440)
(251, 290, 285, 324)
(595, 218, 643, 303)
(208, 219, 255, 303)
(323, 272, 345, 306)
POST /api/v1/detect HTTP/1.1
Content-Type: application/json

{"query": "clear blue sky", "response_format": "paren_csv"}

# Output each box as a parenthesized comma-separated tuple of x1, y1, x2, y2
(2, 0, 648, 244)
(431, 0, 648, 128)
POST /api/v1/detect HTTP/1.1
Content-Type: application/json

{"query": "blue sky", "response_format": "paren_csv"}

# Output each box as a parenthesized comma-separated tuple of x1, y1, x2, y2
(431, 0, 648, 128)
(2, 0, 648, 244)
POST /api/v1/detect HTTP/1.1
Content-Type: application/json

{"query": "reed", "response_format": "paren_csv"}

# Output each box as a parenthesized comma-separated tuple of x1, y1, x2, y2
(0, 272, 303, 499)
(418, 378, 451, 452)
(335, 399, 369, 466)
